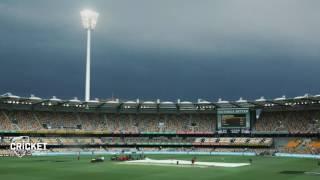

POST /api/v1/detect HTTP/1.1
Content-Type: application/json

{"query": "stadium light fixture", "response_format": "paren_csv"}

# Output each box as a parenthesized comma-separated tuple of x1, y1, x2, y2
(80, 9, 99, 102)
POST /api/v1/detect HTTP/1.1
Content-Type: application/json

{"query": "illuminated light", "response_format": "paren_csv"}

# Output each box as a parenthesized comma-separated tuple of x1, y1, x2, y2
(81, 9, 99, 30)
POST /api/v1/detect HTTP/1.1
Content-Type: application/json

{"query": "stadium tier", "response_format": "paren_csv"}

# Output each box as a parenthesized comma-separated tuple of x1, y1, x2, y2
(0, 109, 319, 134)
(0, 111, 216, 133)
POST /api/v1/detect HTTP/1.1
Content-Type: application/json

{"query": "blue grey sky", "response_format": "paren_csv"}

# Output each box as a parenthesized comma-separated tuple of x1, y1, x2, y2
(1, 0, 320, 101)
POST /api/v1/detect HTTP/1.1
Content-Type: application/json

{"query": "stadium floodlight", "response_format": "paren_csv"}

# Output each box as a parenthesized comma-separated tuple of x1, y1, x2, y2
(81, 9, 99, 30)
(80, 9, 99, 102)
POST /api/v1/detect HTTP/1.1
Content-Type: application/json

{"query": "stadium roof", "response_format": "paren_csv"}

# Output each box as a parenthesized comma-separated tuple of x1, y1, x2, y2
(1, 92, 320, 113)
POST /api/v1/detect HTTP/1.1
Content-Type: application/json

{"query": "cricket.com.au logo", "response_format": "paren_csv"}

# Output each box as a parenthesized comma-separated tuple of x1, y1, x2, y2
(10, 136, 47, 158)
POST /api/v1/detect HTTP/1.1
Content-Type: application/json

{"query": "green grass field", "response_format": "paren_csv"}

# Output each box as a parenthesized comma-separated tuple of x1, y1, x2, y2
(0, 155, 319, 180)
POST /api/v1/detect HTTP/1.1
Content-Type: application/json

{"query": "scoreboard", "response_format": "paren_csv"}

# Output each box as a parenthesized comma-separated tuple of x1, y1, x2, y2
(221, 114, 246, 127)
(217, 108, 253, 129)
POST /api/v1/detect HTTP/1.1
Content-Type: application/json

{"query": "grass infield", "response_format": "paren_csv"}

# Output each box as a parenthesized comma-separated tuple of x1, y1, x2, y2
(0, 155, 319, 180)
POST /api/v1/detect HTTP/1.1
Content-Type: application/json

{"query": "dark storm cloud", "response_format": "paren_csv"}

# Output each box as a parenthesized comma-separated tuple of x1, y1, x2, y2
(0, 0, 320, 101)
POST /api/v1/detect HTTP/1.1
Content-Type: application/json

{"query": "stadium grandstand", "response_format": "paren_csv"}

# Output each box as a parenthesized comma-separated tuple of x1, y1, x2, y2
(1, 92, 319, 156)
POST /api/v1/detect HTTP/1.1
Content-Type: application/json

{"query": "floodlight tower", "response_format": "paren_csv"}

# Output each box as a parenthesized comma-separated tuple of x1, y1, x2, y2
(81, 9, 99, 102)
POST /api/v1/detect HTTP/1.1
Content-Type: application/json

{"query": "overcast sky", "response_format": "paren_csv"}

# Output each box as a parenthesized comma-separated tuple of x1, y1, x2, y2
(1, 0, 320, 101)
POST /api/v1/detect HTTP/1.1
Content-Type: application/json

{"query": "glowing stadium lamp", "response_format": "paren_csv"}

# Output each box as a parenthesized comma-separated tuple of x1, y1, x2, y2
(81, 9, 99, 102)
(81, 9, 99, 29)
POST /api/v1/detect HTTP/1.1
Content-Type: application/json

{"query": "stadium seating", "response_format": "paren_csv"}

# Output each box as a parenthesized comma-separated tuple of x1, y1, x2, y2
(286, 139, 301, 148)
(1, 109, 319, 134)
(0, 110, 216, 133)
(308, 140, 320, 148)
(254, 110, 320, 133)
